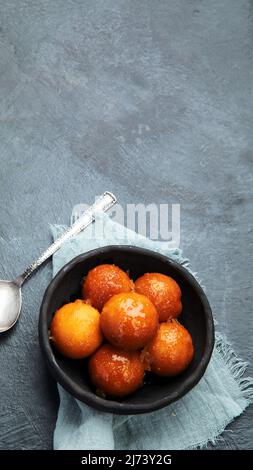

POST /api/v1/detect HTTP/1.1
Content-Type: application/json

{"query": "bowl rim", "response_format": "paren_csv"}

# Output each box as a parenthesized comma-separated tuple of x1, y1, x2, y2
(39, 245, 214, 414)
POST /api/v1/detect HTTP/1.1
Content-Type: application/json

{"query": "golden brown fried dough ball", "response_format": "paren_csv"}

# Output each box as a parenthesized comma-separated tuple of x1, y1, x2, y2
(101, 292, 158, 351)
(145, 320, 194, 376)
(89, 344, 145, 397)
(50, 300, 102, 359)
(135, 273, 182, 322)
(82, 264, 134, 311)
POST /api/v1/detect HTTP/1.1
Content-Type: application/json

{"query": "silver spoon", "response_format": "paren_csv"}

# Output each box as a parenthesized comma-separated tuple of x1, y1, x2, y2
(0, 191, 117, 333)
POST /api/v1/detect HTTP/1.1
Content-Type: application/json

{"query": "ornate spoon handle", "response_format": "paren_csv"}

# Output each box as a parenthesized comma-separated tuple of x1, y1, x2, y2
(15, 191, 117, 286)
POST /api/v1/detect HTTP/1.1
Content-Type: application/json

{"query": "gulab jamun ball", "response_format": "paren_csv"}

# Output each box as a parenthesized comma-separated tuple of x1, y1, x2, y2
(82, 264, 134, 311)
(89, 344, 145, 397)
(50, 300, 103, 359)
(135, 273, 182, 322)
(101, 292, 159, 350)
(145, 320, 194, 376)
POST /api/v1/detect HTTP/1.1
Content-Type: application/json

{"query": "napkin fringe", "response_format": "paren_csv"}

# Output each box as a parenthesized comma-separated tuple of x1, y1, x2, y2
(181, 257, 253, 449)
(189, 331, 253, 449)
(180, 255, 253, 406)
(215, 332, 253, 403)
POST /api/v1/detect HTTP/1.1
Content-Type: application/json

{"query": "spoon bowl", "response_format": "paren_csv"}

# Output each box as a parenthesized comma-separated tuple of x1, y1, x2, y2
(0, 280, 22, 332)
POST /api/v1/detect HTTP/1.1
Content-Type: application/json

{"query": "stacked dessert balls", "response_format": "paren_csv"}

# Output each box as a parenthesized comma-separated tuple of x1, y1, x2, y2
(50, 264, 194, 398)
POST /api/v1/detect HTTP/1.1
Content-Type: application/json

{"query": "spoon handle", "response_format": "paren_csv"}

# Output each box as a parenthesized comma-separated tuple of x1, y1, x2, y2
(15, 191, 117, 286)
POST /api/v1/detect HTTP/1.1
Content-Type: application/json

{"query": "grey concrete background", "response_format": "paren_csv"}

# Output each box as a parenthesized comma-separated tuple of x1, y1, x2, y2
(0, 0, 252, 450)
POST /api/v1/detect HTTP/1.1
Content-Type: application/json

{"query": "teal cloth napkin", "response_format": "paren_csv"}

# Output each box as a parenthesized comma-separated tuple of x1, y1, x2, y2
(51, 213, 253, 450)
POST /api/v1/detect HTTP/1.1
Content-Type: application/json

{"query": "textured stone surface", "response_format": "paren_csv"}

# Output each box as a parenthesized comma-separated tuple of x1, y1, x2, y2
(0, 0, 252, 449)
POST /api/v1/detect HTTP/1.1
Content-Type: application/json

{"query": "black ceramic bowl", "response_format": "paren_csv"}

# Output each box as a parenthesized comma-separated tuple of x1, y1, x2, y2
(39, 246, 214, 414)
